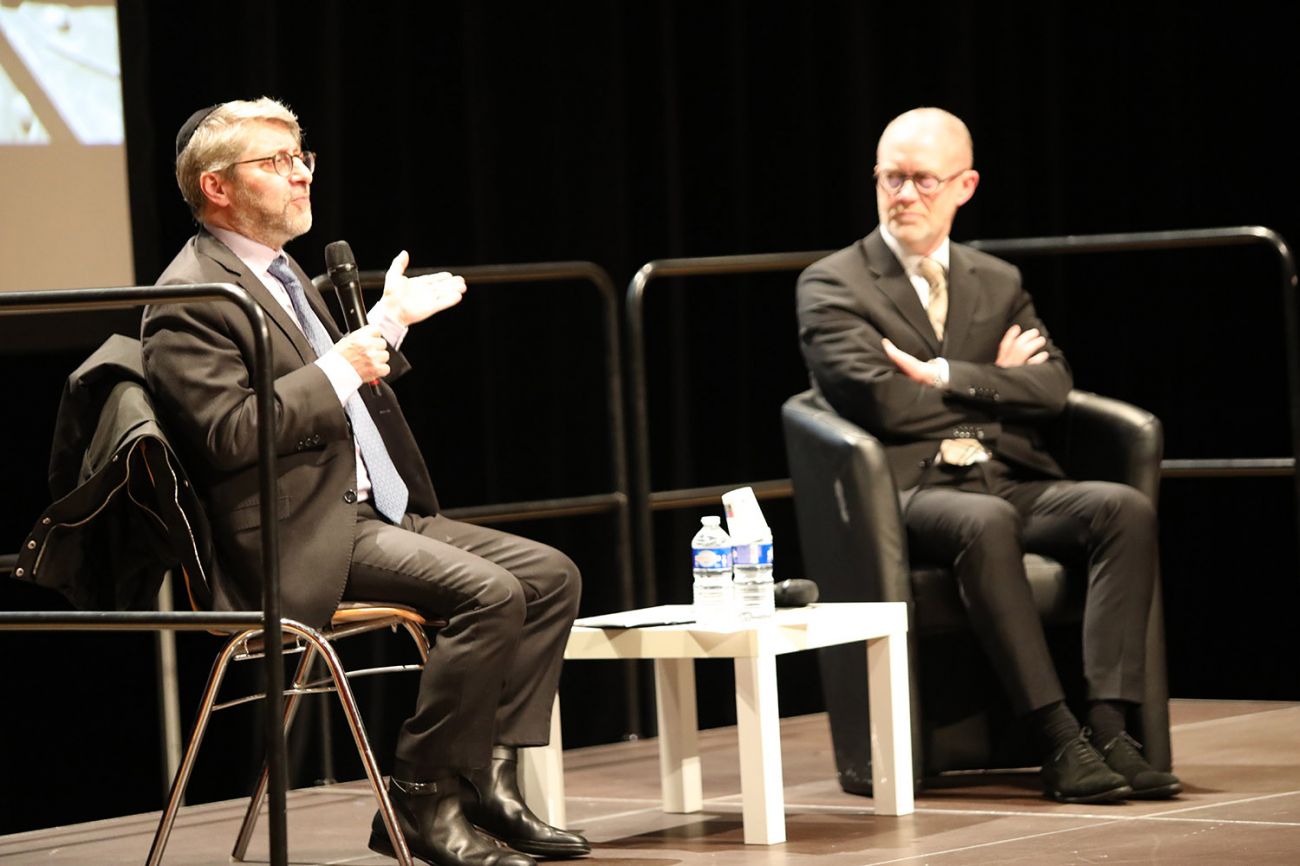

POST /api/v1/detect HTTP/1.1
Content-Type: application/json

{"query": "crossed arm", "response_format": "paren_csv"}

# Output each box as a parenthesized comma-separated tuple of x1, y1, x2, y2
(882, 323, 1049, 386)
(796, 265, 1072, 440)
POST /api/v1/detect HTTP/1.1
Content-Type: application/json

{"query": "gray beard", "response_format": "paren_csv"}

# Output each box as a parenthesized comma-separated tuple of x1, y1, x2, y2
(233, 208, 311, 250)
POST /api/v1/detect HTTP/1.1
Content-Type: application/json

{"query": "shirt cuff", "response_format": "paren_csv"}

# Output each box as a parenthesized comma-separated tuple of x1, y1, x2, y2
(933, 357, 950, 388)
(316, 351, 364, 405)
(368, 297, 409, 350)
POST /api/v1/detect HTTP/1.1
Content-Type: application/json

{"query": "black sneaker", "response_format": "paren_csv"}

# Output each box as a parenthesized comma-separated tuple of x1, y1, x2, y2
(1042, 730, 1133, 803)
(1098, 732, 1182, 799)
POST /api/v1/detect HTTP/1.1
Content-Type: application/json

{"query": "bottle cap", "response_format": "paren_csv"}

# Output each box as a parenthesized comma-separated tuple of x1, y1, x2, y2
(722, 486, 770, 543)
(701, 515, 721, 527)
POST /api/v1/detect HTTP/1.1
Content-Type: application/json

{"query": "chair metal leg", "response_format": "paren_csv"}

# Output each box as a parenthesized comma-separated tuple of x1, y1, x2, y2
(285, 623, 415, 866)
(155, 615, 427, 865)
(147, 631, 252, 866)
(233, 617, 428, 863)
(230, 643, 319, 862)
(400, 619, 432, 662)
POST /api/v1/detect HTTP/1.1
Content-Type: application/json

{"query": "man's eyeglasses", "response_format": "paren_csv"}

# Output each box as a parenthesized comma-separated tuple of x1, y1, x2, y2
(226, 150, 316, 177)
(875, 167, 966, 195)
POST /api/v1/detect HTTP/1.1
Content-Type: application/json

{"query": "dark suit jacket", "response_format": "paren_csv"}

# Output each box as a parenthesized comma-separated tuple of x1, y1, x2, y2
(796, 228, 1073, 491)
(140, 229, 439, 628)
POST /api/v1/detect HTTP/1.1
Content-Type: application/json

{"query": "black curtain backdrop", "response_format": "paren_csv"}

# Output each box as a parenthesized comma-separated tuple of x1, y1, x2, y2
(3, 0, 1299, 834)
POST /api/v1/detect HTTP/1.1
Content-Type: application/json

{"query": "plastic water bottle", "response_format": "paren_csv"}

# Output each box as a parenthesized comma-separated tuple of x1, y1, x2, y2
(732, 533, 775, 620)
(691, 516, 733, 627)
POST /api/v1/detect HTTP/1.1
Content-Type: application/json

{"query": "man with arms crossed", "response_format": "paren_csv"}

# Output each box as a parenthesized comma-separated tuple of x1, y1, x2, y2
(796, 107, 1180, 803)
(142, 97, 589, 865)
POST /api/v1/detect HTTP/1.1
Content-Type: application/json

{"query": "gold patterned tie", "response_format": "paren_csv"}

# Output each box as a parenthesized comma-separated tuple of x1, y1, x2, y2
(916, 256, 947, 340)
(915, 258, 986, 467)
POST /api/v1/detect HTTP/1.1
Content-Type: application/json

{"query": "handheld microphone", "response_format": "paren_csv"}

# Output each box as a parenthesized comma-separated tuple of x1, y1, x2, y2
(324, 240, 381, 397)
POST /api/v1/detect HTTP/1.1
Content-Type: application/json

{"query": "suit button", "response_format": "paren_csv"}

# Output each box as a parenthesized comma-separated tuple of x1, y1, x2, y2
(343, 489, 357, 504)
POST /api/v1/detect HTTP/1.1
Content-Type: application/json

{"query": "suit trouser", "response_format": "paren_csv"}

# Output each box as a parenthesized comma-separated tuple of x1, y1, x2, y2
(342, 506, 581, 778)
(903, 461, 1157, 715)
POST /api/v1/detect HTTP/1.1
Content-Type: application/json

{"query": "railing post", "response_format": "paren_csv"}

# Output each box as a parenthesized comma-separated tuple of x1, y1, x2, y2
(0, 283, 288, 866)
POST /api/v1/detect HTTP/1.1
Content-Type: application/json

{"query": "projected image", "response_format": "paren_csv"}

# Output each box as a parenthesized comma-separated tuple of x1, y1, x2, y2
(0, 1, 123, 145)
(0, 0, 131, 293)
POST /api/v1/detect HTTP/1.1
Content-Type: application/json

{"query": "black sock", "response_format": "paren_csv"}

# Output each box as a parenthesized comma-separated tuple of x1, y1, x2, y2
(1028, 700, 1081, 757)
(1087, 700, 1130, 746)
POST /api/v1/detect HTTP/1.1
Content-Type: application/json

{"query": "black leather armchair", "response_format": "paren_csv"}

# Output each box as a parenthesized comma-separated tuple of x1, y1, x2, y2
(781, 388, 1171, 794)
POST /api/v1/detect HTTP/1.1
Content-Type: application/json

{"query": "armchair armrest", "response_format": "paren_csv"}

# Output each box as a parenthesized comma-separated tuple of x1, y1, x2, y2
(781, 390, 913, 606)
(1047, 390, 1164, 504)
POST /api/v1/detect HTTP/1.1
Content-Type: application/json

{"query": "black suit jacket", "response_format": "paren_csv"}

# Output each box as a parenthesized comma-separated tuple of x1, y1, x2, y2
(19, 335, 214, 613)
(140, 229, 439, 628)
(796, 228, 1073, 490)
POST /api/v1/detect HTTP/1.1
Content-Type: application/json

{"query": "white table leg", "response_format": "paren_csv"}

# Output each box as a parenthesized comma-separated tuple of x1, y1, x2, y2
(519, 694, 567, 828)
(733, 653, 785, 844)
(867, 631, 914, 816)
(653, 658, 702, 813)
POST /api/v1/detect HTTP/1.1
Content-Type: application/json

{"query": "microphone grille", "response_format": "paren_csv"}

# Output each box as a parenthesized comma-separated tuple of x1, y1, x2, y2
(324, 240, 356, 272)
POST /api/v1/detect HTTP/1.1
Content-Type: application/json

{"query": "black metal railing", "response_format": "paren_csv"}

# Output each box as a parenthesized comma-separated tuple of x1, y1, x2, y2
(625, 251, 830, 605)
(966, 226, 1300, 486)
(6, 228, 1296, 852)
(625, 226, 1300, 603)
(0, 284, 292, 866)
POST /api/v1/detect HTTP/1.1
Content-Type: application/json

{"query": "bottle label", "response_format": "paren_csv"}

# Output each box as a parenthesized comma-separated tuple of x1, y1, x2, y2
(692, 547, 732, 570)
(733, 541, 773, 566)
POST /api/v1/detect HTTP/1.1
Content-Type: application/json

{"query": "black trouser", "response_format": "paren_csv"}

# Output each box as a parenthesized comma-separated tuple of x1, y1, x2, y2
(902, 460, 1157, 714)
(343, 506, 581, 778)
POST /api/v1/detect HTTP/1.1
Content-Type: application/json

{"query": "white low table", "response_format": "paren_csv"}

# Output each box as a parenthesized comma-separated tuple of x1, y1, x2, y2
(520, 602, 913, 845)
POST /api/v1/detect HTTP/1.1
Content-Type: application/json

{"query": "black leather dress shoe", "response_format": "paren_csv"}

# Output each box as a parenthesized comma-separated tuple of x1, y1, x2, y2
(369, 775, 536, 866)
(1041, 730, 1133, 804)
(1098, 732, 1182, 799)
(461, 746, 591, 859)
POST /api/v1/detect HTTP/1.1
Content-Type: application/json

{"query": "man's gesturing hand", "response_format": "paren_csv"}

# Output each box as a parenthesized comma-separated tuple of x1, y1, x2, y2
(996, 324, 1048, 368)
(383, 250, 467, 326)
(335, 323, 390, 382)
(883, 338, 943, 387)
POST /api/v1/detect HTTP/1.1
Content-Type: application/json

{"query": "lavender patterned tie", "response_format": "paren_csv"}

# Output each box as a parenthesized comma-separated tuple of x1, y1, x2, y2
(267, 256, 409, 522)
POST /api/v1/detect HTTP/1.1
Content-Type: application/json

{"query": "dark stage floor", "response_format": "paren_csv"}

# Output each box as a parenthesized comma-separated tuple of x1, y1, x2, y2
(2, 699, 1296, 865)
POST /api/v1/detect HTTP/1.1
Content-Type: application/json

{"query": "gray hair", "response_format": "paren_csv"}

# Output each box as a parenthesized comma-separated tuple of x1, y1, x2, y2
(175, 97, 302, 218)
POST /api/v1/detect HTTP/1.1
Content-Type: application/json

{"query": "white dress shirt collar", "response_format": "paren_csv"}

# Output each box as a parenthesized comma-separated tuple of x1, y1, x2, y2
(206, 225, 283, 278)
(879, 225, 951, 277)
(880, 226, 951, 310)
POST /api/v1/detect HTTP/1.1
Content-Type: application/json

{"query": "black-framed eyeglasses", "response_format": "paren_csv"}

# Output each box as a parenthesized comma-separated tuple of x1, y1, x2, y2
(226, 150, 316, 177)
(874, 167, 966, 195)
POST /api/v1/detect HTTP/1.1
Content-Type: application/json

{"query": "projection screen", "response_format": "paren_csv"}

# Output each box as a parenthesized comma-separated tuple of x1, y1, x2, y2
(0, 1, 133, 293)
